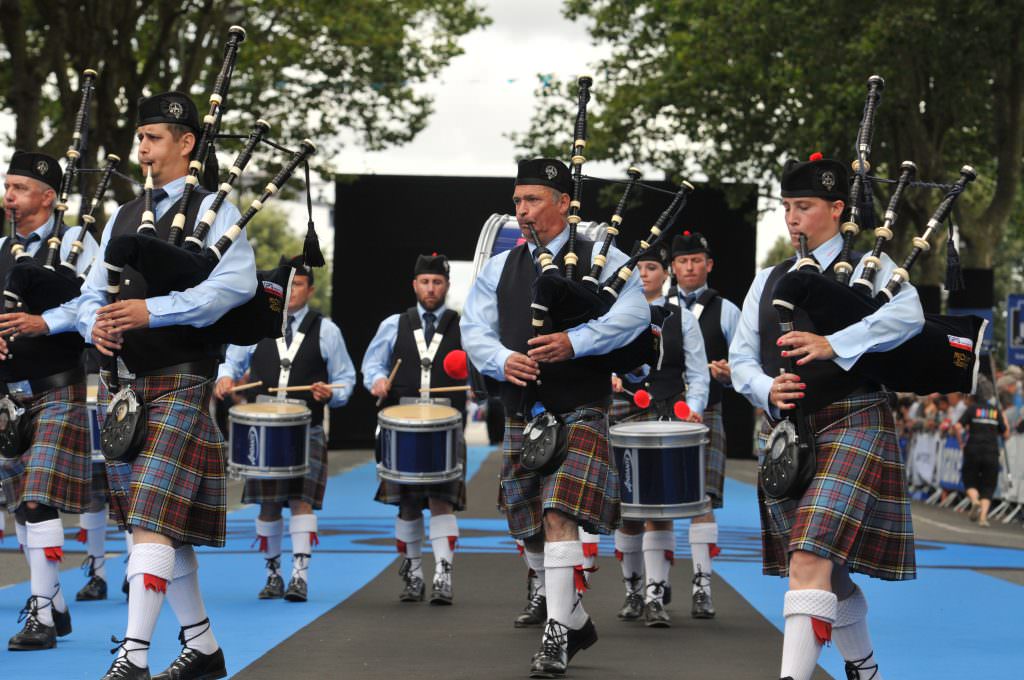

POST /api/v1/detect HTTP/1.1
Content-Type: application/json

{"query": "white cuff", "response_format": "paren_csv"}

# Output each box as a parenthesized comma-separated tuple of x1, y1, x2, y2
(689, 522, 718, 545)
(127, 543, 176, 581)
(26, 518, 65, 548)
(544, 540, 584, 569)
(783, 589, 837, 623)
(642, 530, 675, 553)
(289, 514, 317, 535)
(395, 517, 425, 543)
(614, 529, 643, 554)
(429, 513, 458, 538)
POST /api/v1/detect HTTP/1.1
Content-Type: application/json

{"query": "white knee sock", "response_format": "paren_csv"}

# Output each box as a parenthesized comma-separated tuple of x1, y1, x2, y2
(256, 518, 284, 577)
(15, 520, 29, 566)
(166, 546, 219, 655)
(26, 518, 67, 625)
(781, 589, 838, 680)
(544, 540, 587, 630)
(578, 527, 600, 572)
(123, 543, 176, 668)
(614, 530, 644, 594)
(642, 530, 674, 603)
(80, 510, 108, 578)
(396, 516, 425, 579)
(834, 587, 883, 680)
(689, 522, 717, 594)
(289, 514, 317, 582)
(429, 513, 458, 573)
(524, 549, 546, 597)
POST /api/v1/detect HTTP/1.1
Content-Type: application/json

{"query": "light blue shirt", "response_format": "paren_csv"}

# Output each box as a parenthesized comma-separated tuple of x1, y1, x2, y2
(217, 304, 355, 408)
(729, 231, 924, 413)
(361, 302, 450, 390)
(676, 305, 710, 414)
(74, 174, 256, 343)
(0, 215, 100, 334)
(461, 226, 650, 382)
(677, 283, 741, 345)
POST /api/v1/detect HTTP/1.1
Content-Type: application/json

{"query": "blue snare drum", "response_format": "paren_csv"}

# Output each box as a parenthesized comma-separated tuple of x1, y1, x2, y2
(377, 403, 462, 484)
(228, 402, 310, 478)
(87, 384, 103, 465)
(610, 421, 711, 520)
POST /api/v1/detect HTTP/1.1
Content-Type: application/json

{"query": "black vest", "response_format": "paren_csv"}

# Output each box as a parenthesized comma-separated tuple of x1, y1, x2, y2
(692, 288, 729, 407)
(758, 253, 875, 414)
(387, 307, 466, 414)
(496, 237, 611, 415)
(109, 187, 220, 374)
(0, 227, 85, 381)
(647, 304, 687, 401)
(250, 310, 329, 426)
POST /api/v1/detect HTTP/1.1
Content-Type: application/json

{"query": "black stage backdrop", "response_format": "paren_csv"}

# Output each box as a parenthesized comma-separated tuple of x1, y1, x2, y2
(331, 174, 757, 459)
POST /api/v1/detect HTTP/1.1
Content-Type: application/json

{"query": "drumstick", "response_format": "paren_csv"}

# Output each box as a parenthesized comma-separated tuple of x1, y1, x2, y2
(418, 385, 471, 394)
(269, 383, 347, 393)
(228, 380, 263, 393)
(375, 358, 402, 407)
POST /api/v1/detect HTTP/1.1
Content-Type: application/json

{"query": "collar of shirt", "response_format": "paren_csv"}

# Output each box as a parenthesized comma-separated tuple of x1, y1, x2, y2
(152, 175, 188, 217)
(804, 232, 844, 271)
(416, 302, 447, 324)
(527, 225, 569, 257)
(679, 283, 707, 300)
(289, 304, 310, 329)
(8, 214, 54, 253)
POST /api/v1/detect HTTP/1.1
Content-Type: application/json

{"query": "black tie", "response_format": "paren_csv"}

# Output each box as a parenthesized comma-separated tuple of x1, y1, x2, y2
(423, 312, 437, 345)
(684, 293, 697, 309)
(285, 315, 296, 347)
(150, 187, 168, 205)
(14, 232, 40, 248)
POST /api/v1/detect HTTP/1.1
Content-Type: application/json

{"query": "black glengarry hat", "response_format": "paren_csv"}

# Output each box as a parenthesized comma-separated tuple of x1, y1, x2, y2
(515, 158, 572, 195)
(279, 254, 314, 285)
(136, 91, 200, 132)
(414, 252, 450, 279)
(637, 244, 669, 267)
(671, 230, 711, 258)
(781, 152, 849, 202)
(7, 151, 61, 192)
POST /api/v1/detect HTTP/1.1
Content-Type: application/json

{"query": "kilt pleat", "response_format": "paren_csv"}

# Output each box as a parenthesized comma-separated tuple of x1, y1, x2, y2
(100, 372, 226, 547)
(243, 426, 329, 508)
(757, 392, 915, 581)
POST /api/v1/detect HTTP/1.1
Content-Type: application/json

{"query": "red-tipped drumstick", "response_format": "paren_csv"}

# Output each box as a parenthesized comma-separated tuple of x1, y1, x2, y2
(673, 400, 691, 420)
(443, 349, 469, 381)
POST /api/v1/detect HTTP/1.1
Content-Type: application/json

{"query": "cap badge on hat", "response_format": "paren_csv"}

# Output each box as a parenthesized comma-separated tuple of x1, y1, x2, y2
(699, 236, 709, 249)
(34, 159, 49, 176)
(544, 164, 558, 180)
(166, 100, 185, 119)
(819, 169, 836, 191)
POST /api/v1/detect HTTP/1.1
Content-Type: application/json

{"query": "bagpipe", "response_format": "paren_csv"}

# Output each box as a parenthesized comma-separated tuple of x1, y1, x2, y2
(769, 75, 986, 401)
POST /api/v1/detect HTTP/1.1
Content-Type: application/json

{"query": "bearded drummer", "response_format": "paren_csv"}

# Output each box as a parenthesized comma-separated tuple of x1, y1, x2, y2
(730, 154, 922, 680)
(215, 255, 356, 603)
(462, 159, 649, 678)
(0, 151, 98, 651)
(608, 244, 708, 628)
(362, 253, 468, 606)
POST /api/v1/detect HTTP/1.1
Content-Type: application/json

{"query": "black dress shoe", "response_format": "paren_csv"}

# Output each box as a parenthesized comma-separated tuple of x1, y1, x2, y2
(644, 599, 671, 628)
(566, 617, 597, 661)
(429, 559, 453, 605)
(844, 653, 880, 680)
(663, 583, 672, 605)
(515, 593, 546, 627)
(617, 591, 644, 620)
(8, 602, 56, 651)
(283, 577, 307, 602)
(152, 646, 226, 680)
(52, 604, 72, 637)
(691, 588, 715, 619)
(101, 656, 151, 680)
(529, 619, 568, 678)
(398, 558, 425, 603)
(77, 574, 109, 601)
(258, 574, 284, 600)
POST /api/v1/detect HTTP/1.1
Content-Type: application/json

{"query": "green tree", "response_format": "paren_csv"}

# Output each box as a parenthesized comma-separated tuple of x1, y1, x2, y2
(760, 235, 793, 270)
(0, 0, 489, 203)
(515, 1, 1024, 282)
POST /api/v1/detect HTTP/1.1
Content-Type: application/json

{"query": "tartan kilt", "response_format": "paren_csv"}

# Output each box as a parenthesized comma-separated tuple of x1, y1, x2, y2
(703, 402, 726, 508)
(608, 396, 642, 424)
(756, 392, 915, 581)
(100, 371, 226, 547)
(243, 426, 329, 508)
(90, 462, 110, 503)
(0, 383, 91, 514)
(500, 408, 621, 540)
(374, 433, 466, 511)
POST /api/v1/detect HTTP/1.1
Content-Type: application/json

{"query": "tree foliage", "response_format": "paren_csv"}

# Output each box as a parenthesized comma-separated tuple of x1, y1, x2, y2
(0, 0, 489, 203)
(514, 1, 1024, 280)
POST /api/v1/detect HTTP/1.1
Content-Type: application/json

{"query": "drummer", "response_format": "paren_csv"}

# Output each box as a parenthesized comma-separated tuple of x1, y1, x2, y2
(362, 253, 467, 606)
(669, 231, 741, 620)
(215, 255, 355, 603)
(609, 244, 708, 628)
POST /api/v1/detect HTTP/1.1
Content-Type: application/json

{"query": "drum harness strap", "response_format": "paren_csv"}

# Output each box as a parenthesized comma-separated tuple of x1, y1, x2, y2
(275, 328, 308, 391)
(412, 326, 443, 395)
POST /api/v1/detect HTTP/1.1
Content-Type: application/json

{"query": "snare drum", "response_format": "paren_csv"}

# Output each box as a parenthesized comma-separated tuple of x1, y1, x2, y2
(610, 420, 711, 520)
(87, 383, 103, 464)
(228, 402, 311, 478)
(377, 403, 462, 485)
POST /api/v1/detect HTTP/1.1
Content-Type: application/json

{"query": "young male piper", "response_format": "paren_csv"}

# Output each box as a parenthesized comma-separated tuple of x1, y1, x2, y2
(730, 154, 922, 680)
(462, 159, 648, 677)
(76, 92, 255, 680)
(215, 256, 355, 602)
(0, 150, 99, 650)
(669, 231, 741, 619)
(363, 253, 467, 605)
(609, 245, 708, 628)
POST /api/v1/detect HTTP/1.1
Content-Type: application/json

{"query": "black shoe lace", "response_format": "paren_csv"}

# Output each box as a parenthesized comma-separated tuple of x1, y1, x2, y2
(538, 619, 568, 659)
(525, 590, 545, 612)
(81, 554, 98, 577)
(646, 580, 668, 600)
(264, 555, 281, 576)
(624, 572, 643, 595)
(845, 653, 879, 680)
(399, 558, 422, 590)
(17, 594, 51, 626)
(166, 618, 211, 670)
(692, 570, 711, 590)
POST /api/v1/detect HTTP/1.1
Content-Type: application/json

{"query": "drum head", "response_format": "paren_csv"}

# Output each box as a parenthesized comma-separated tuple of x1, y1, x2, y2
(609, 420, 708, 448)
(230, 401, 311, 424)
(380, 403, 460, 427)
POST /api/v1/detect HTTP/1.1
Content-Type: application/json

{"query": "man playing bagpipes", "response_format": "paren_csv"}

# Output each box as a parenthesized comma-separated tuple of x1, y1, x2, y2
(0, 150, 99, 651)
(730, 154, 922, 680)
(666, 231, 742, 620)
(215, 256, 356, 603)
(75, 91, 256, 680)
(362, 253, 468, 606)
(462, 158, 649, 677)
(608, 244, 708, 628)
